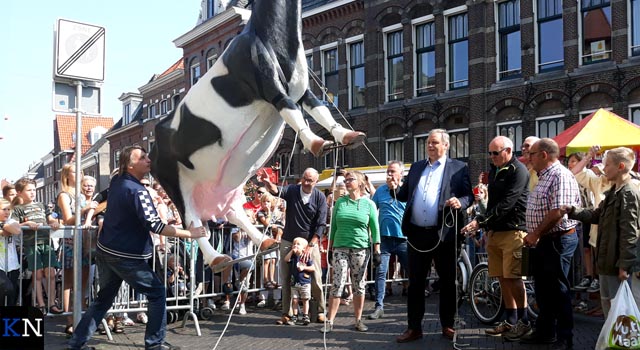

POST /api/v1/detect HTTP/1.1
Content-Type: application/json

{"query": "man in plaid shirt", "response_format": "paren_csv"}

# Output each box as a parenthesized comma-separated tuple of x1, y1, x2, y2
(522, 138, 581, 350)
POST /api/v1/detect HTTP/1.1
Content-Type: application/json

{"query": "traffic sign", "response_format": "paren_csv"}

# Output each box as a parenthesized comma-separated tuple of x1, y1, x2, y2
(54, 19, 105, 82)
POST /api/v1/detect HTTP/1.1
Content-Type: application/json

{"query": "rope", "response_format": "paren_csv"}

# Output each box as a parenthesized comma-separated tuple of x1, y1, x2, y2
(212, 136, 300, 350)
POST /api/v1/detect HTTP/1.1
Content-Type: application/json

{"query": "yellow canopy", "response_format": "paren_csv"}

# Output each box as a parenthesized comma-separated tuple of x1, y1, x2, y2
(554, 108, 640, 155)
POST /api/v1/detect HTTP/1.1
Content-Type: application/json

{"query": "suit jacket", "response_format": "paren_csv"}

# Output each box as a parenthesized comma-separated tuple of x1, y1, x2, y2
(394, 158, 473, 242)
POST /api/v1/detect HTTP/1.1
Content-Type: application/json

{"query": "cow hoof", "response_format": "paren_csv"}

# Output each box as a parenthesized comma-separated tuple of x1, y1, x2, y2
(260, 238, 279, 251)
(309, 139, 334, 157)
(341, 131, 366, 149)
(210, 255, 233, 273)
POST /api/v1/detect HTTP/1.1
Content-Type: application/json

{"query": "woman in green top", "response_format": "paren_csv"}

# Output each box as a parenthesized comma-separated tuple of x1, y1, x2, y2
(321, 170, 381, 333)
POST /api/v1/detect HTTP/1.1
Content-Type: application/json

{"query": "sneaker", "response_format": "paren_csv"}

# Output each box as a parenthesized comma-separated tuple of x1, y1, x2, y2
(288, 315, 297, 326)
(355, 319, 368, 332)
(301, 314, 310, 325)
(587, 278, 600, 293)
(368, 307, 384, 320)
(319, 321, 333, 333)
(121, 314, 135, 326)
(238, 304, 247, 315)
(573, 277, 592, 291)
(503, 319, 532, 341)
(485, 320, 512, 336)
(221, 301, 230, 311)
(257, 299, 266, 308)
(574, 301, 588, 313)
(153, 341, 181, 350)
(136, 312, 148, 324)
(276, 314, 291, 325)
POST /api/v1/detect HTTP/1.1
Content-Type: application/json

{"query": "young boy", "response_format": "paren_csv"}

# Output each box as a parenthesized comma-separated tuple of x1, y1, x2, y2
(11, 177, 61, 314)
(284, 237, 314, 325)
(566, 147, 640, 316)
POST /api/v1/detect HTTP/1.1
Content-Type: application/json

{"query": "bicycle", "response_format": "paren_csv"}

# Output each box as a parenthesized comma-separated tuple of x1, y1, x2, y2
(468, 252, 539, 324)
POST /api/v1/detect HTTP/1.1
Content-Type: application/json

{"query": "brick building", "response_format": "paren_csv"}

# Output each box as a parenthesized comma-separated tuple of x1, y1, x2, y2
(108, 0, 640, 184)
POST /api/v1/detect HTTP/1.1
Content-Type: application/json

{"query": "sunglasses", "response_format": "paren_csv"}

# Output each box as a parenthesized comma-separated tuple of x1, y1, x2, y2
(344, 178, 357, 183)
(257, 191, 266, 195)
(142, 183, 150, 187)
(487, 148, 507, 156)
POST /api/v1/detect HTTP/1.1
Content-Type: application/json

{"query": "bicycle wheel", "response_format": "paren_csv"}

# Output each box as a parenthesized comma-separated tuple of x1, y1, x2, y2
(469, 263, 505, 324)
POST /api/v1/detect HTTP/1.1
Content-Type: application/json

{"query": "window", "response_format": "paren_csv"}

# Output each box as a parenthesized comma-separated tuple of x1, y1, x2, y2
(172, 95, 181, 110)
(581, 0, 611, 64)
(415, 20, 436, 95)
(207, 52, 218, 69)
(386, 138, 404, 163)
(537, 0, 564, 71)
(322, 47, 339, 107)
(498, 0, 521, 80)
(324, 147, 345, 169)
(148, 104, 156, 118)
(114, 150, 121, 169)
(123, 103, 131, 124)
(447, 12, 469, 89)
(579, 107, 612, 120)
(89, 126, 107, 145)
(207, 0, 215, 18)
(278, 152, 294, 178)
(190, 59, 201, 86)
(306, 51, 313, 71)
(415, 134, 427, 161)
(497, 121, 523, 155)
(160, 100, 168, 115)
(385, 29, 404, 101)
(348, 40, 365, 109)
(631, 0, 640, 56)
(629, 105, 640, 125)
(448, 129, 469, 160)
(536, 116, 565, 138)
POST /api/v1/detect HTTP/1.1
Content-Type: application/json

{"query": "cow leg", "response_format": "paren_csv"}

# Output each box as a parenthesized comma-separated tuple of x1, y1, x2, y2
(183, 209, 233, 271)
(299, 89, 366, 149)
(274, 97, 333, 157)
(225, 204, 278, 252)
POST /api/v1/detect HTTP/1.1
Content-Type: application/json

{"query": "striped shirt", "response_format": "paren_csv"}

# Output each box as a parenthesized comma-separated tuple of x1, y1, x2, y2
(526, 161, 580, 234)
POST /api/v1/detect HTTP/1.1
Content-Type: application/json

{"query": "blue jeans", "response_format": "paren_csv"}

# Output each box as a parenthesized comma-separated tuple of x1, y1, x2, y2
(69, 250, 167, 350)
(374, 236, 408, 308)
(533, 232, 578, 342)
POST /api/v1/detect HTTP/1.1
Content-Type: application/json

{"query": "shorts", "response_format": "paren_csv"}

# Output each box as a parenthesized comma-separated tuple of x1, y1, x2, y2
(262, 250, 277, 261)
(60, 239, 91, 269)
(26, 243, 61, 270)
(291, 282, 311, 300)
(486, 230, 526, 278)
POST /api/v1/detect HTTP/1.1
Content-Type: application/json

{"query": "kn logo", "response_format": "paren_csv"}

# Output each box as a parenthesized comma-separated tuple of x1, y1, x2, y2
(0, 306, 44, 350)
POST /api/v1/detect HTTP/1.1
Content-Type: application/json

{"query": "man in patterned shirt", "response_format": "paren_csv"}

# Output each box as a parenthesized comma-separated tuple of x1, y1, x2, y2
(69, 146, 207, 350)
(521, 138, 581, 350)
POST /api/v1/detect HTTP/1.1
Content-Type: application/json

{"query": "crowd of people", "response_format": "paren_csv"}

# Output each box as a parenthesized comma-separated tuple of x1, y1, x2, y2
(0, 132, 636, 350)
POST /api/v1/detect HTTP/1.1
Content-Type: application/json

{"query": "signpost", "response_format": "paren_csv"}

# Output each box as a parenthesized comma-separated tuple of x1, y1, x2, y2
(52, 18, 105, 328)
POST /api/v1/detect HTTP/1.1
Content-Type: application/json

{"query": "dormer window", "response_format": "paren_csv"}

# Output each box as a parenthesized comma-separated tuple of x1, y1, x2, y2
(123, 103, 131, 124)
(89, 126, 107, 145)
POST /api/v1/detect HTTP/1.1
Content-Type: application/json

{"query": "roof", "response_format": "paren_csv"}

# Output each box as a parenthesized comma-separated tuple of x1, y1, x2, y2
(54, 115, 115, 155)
(158, 58, 184, 79)
(302, 0, 331, 11)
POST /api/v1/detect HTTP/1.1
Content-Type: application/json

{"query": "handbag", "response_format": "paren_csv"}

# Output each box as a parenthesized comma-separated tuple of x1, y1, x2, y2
(521, 246, 537, 276)
(595, 281, 640, 349)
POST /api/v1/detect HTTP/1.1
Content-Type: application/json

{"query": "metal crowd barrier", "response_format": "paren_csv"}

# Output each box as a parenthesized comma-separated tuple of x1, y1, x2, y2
(0, 224, 409, 339)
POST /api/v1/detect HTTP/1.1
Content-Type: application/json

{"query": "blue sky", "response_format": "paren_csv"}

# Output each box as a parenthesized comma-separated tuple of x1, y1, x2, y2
(0, 0, 201, 181)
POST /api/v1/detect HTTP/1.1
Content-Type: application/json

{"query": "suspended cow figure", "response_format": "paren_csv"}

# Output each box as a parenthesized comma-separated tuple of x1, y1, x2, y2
(149, 0, 365, 269)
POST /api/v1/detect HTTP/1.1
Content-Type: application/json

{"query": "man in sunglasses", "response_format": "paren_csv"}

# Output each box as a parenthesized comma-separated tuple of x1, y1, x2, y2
(462, 136, 531, 341)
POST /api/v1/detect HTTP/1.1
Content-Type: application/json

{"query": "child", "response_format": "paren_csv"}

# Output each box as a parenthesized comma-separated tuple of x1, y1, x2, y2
(167, 254, 188, 297)
(567, 147, 640, 317)
(284, 237, 314, 325)
(256, 193, 283, 289)
(0, 198, 22, 306)
(11, 177, 62, 314)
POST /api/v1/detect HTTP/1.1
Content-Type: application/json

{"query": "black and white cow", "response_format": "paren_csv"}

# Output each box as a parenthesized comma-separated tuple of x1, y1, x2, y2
(149, 0, 365, 269)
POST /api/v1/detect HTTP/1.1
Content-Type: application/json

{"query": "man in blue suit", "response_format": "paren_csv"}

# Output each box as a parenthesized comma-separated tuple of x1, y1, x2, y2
(391, 128, 473, 343)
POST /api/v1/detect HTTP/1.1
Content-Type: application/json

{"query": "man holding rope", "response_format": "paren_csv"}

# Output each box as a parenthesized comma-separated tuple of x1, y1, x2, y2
(389, 129, 473, 343)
